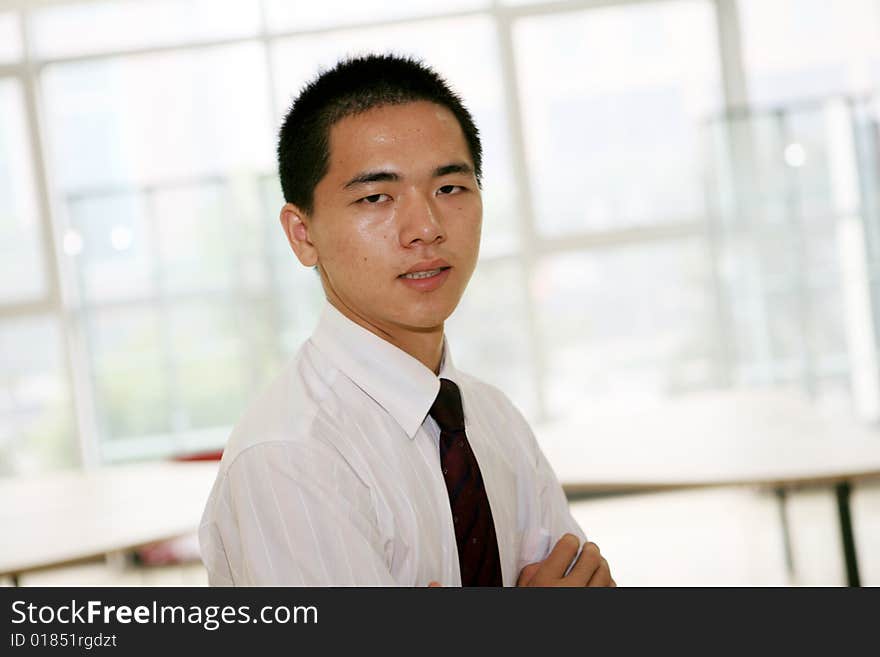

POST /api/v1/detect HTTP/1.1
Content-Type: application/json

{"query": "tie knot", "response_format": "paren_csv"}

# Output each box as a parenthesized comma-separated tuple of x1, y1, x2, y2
(429, 378, 465, 433)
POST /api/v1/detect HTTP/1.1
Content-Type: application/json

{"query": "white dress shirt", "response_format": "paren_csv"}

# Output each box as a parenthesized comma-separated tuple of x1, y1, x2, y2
(199, 303, 585, 586)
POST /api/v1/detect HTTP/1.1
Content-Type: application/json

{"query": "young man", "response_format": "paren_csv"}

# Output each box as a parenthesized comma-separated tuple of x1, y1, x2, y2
(199, 54, 614, 587)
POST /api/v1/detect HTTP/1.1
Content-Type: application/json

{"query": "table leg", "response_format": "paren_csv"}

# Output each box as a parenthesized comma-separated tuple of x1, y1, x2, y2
(775, 487, 796, 584)
(835, 481, 861, 587)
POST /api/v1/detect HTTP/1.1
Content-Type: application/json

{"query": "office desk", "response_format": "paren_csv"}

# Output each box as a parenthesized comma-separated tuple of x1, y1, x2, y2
(0, 461, 218, 585)
(3, 391, 877, 587)
(541, 389, 880, 586)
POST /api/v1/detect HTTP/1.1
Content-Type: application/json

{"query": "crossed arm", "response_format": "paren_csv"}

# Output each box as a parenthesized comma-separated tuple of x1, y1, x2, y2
(428, 533, 615, 588)
(516, 533, 615, 587)
(204, 442, 616, 586)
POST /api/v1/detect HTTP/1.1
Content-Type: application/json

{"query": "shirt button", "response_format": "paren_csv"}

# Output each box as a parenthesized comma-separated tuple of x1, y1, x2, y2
(443, 468, 448, 475)
(453, 515, 459, 524)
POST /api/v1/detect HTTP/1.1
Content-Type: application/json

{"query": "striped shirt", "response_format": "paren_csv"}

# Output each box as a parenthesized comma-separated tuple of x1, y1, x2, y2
(198, 302, 585, 586)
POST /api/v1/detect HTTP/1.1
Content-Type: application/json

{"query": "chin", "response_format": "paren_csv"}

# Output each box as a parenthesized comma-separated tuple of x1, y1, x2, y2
(401, 313, 450, 331)
(397, 303, 457, 331)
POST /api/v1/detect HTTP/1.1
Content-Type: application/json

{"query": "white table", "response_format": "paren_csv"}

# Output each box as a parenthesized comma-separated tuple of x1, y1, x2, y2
(4, 390, 878, 586)
(540, 388, 880, 586)
(0, 461, 218, 585)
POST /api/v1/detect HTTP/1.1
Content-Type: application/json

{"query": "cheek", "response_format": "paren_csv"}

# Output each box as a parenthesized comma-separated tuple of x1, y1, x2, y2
(325, 219, 396, 276)
(353, 235, 394, 260)
(460, 208, 483, 246)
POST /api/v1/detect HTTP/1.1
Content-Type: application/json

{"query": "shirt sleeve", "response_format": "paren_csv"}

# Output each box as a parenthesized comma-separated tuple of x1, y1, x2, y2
(511, 405, 588, 572)
(534, 435, 588, 546)
(201, 440, 397, 586)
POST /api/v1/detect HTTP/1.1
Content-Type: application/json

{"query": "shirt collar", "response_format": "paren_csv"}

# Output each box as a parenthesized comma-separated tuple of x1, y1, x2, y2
(309, 303, 459, 440)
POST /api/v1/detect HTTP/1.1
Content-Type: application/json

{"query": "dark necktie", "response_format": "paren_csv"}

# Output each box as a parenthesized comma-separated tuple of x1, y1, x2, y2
(429, 378, 503, 586)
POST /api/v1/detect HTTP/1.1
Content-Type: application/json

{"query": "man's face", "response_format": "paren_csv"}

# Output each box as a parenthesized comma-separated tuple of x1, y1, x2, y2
(292, 100, 482, 335)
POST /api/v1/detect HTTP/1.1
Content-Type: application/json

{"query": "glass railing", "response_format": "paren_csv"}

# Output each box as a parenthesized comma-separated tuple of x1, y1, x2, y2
(703, 93, 880, 418)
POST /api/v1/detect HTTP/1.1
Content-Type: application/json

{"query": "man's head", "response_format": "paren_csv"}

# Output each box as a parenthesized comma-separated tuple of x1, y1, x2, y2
(277, 54, 483, 339)
(278, 54, 482, 214)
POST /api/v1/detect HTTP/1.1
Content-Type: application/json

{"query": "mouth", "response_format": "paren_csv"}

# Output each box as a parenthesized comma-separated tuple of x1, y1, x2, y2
(398, 266, 451, 280)
(397, 263, 453, 292)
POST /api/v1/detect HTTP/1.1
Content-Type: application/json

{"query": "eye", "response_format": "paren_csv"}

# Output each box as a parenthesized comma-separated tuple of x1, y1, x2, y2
(437, 185, 465, 196)
(358, 193, 391, 204)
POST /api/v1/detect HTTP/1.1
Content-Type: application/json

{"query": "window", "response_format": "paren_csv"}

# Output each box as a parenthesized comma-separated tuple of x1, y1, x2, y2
(513, 0, 722, 235)
(263, 0, 489, 32)
(0, 12, 22, 64)
(0, 317, 75, 476)
(2, 0, 878, 475)
(704, 95, 879, 412)
(29, 0, 262, 59)
(0, 80, 46, 304)
(739, 0, 880, 107)
(40, 43, 276, 461)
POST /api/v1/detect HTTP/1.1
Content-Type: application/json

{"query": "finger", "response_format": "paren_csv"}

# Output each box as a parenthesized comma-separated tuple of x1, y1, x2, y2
(536, 533, 581, 581)
(610, 578, 617, 587)
(517, 563, 541, 587)
(586, 557, 613, 587)
(567, 542, 602, 586)
(427, 581, 442, 587)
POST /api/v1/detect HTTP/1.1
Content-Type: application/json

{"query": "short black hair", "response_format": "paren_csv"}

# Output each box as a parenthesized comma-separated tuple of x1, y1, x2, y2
(277, 53, 482, 215)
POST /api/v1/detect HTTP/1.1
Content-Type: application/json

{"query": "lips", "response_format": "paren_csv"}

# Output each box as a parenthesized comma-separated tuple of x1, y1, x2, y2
(397, 265, 452, 292)
(398, 259, 451, 278)
(401, 268, 450, 280)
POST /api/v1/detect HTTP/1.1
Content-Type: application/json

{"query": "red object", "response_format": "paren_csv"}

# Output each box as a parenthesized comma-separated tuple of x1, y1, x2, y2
(174, 450, 223, 462)
(134, 449, 223, 566)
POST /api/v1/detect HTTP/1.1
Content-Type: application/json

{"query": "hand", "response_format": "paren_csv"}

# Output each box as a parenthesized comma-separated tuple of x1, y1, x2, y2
(517, 533, 616, 587)
(427, 581, 442, 587)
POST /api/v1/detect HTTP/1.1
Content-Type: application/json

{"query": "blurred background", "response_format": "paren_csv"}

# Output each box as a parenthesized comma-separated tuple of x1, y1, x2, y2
(2, 0, 880, 586)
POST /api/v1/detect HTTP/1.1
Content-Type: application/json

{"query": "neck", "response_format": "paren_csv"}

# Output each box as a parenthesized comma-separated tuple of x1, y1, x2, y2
(327, 297, 445, 374)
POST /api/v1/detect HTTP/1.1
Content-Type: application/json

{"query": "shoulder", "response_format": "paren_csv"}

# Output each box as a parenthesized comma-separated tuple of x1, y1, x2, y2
(215, 339, 354, 478)
(201, 340, 374, 523)
(456, 368, 532, 429)
(454, 368, 542, 464)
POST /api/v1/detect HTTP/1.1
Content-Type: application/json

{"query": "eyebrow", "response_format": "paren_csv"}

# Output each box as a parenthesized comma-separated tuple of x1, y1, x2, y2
(342, 161, 474, 190)
(343, 170, 400, 189)
(433, 162, 473, 178)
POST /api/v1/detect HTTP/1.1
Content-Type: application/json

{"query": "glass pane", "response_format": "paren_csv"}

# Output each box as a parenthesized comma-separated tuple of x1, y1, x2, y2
(270, 15, 519, 257)
(0, 316, 76, 477)
(0, 80, 47, 303)
(275, 278, 326, 358)
(276, 269, 325, 353)
(42, 42, 274, 193)
(446, 258, 537, 420)
(261, 174, 291, 271)
(513, 0, 721, 235)
(236, 295, 288, 386)
(154, 183, 234, 294)
(535, 240, 719, 420)
(257, 174, 326, 355)
(264, 0, 490, 32)
(224, 175, 274, 294)
(88, 306, 170, 441)
(705, 101, 859, 397)
(0, 12, 22, 63)
(739, 0, 880, 106)
(166, 300, 248, 431)
(727, 283, 849, 387)
(30, 0, 261, 59)
(66, 192, 155, 303)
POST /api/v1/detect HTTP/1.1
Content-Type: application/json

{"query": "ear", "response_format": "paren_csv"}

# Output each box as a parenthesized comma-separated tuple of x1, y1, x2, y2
(279, 203, 318, 267)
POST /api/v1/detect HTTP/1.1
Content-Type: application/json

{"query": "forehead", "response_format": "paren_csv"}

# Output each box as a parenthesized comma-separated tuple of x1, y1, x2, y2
(325, 101, 471, 176)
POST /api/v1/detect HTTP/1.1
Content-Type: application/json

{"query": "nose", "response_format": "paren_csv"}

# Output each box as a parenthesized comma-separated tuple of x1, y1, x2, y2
(398, 191, 446, 247)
